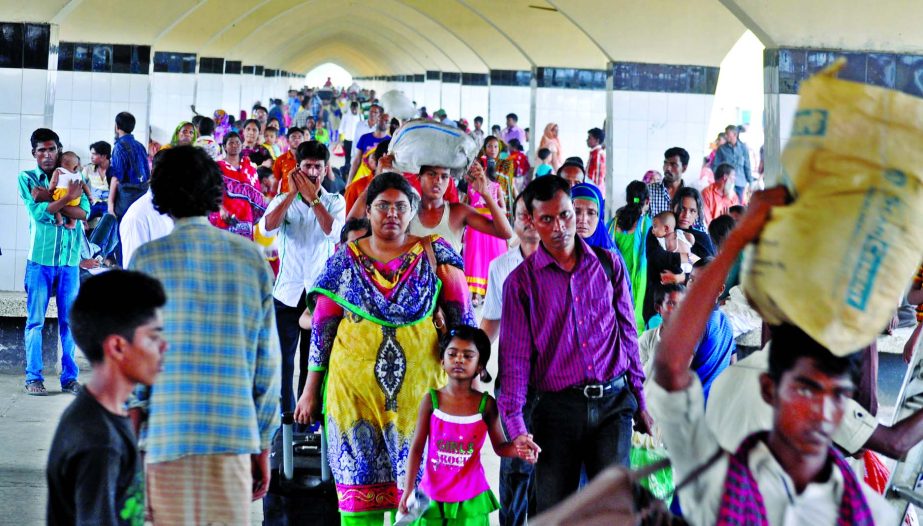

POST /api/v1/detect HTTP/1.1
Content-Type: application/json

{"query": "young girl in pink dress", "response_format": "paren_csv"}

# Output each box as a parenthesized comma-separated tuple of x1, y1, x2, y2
(463, 167, 508, 306)
(400, 326, 539, 525)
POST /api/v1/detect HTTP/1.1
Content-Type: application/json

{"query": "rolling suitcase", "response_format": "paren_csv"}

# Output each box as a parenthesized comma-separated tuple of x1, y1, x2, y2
(262, 412, 340, 525)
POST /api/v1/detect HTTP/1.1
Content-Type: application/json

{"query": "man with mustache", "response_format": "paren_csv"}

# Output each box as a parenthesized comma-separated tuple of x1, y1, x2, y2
(259, 141, 345, 414)
(498, 175, 652, 513)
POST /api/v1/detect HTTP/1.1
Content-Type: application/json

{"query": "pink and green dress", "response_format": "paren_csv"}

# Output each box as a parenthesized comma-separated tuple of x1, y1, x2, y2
(309, 235, 475, 525)
(414, 389, 500, 525)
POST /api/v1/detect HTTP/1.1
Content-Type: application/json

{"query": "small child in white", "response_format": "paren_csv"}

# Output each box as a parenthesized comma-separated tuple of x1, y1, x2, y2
(651, 211, 698, 273)
(49, 151, 88, 229)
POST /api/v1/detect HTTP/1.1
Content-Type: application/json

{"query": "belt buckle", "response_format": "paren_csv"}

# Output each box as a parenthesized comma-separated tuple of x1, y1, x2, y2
(583, 384, 604, 399)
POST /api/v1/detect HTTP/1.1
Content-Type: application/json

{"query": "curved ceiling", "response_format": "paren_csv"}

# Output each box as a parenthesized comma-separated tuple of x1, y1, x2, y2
(15, 0, 920, 77)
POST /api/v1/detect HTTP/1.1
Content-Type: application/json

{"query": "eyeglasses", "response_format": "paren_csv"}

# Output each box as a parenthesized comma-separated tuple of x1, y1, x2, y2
(371, 202, 411, 214)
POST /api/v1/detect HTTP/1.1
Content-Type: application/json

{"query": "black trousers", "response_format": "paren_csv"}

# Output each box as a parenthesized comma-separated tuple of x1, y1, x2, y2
(342, 140, 353, 178)
(274, 295, 310, 414)
(531, 378, 637, 514)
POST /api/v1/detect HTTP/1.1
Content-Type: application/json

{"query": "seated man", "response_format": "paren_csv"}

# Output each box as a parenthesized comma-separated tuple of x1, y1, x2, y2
(46, 270, 167, 525)
(648, 188, 894, 524)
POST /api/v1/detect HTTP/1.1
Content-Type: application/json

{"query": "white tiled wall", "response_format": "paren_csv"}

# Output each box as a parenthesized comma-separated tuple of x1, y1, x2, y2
(1, 67, 54, 292)
(424, 80, 441, 112)
(440, 82, 461, 120)
(149, 72, 196, 145)
(535, 87, 607, 165)
(488, 86, 530, 133)
(412, 82, 424, 109)
(195, 73, 223, 118)
(54, 71, 149, 161)
(459, 85, 488, 126)
(221, 74, 242, 114)
(608, 90, 715, 208)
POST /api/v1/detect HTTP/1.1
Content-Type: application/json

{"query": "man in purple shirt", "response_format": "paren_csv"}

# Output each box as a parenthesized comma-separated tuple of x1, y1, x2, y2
(501, 113, 526, 146)
(498, 175, 652, 513)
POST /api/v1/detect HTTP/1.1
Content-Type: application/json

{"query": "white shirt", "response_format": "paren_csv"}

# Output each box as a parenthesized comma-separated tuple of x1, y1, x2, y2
(338, 111, 361, 142)
(351, 120, 375, 157)
(482, 246, 526, 321)
(120, 190, 174, 268)
(647, 376, 894, 526)
(259, 188, 346, 307)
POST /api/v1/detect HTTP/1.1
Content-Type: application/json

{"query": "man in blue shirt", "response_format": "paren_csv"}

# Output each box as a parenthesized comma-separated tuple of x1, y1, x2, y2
(108, 112, 150, 221)
(711, 125, 752, 204)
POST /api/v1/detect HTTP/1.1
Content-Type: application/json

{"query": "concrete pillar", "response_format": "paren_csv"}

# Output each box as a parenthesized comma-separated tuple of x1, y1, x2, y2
(221, 61, 242, 114)
(608, 62, 719, 208)
(424, 71, 441, 114)
(460, 73, 489, 128)
(533, 67, 608, 178)
(762, 48, 921, 186)
(487, 70, 532, 139)
(195, 57, 225, 117)
(150, 51, 197, 144)
(440, 72, 461, 122)
(0, 22, 57, 292)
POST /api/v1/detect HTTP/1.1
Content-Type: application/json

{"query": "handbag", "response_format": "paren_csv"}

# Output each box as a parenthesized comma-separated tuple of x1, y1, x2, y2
(421, 237, 448, 336)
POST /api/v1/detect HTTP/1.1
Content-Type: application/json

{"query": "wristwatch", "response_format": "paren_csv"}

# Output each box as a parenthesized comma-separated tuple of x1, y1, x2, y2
(307, 196, 321, 208)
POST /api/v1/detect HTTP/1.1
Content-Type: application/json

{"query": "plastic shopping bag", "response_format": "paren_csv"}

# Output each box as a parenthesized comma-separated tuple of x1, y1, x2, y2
(629, 432, 674, 501)
(742, 59, 923, 355)
(389, 119, 480, 174)
(863, 450, 890, 494)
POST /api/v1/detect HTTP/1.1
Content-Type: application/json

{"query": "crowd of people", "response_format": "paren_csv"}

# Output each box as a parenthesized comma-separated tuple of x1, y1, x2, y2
(18, 82, 923, 526)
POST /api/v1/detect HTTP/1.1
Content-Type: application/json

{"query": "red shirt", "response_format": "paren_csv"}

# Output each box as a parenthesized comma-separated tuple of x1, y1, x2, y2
(587, 146, 606, 188)
(701, 182, 740, 226)
(211, 157, 266, 239)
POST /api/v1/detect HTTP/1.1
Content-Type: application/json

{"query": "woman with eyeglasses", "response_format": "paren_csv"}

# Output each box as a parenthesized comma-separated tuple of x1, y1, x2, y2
(294, 171, 475, 525)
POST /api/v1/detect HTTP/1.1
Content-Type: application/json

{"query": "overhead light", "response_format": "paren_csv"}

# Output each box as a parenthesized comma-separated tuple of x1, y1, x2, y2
(528, 4, 558, 12)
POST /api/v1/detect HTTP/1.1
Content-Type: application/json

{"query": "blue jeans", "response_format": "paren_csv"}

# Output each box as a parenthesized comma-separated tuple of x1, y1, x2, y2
(24, 261, 79, 386)
(531, 377, 637, 514)
(89, 213, 120, 260)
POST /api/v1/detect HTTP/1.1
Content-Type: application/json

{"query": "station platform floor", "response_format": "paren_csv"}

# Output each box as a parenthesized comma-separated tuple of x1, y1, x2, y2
(0, 327, 912, 525)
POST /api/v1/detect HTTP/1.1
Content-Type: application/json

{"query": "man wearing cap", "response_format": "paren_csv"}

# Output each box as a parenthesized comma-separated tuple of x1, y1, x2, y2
(557, 157, 587, 188)
(434, 109, 457, 128)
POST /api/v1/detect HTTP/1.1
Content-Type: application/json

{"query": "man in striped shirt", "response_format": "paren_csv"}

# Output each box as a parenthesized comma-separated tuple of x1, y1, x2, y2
(18, 128, 90, 396)
(498, 175, 651, 513)
(129, 146, 280, 524)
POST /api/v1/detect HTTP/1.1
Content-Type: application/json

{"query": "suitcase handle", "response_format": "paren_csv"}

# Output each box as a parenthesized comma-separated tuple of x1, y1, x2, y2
(280, 412, 331, 483)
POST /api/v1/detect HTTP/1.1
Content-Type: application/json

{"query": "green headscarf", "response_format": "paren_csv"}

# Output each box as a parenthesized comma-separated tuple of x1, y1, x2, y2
(170, 121, 199, 147)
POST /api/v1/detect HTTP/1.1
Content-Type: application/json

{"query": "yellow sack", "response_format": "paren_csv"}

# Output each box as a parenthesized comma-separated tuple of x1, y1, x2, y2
(743, 59, 923, 355)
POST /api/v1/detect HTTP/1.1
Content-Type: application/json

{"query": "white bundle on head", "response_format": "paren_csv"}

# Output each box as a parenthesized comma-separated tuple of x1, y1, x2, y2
(388, 119, 480, 174)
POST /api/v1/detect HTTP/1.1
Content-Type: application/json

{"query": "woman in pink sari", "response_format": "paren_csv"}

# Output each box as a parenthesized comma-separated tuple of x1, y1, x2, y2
(539, 122, 563, 171)
(463, 159, 509, 306)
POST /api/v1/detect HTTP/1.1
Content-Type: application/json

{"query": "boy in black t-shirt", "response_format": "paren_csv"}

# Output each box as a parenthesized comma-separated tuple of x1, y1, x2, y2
(46, 270, 167, 526)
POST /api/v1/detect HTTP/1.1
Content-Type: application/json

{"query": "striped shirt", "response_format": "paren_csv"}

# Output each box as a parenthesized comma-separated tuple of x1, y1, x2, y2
(110, 133, 150, 185)
(647, 180, 705, 230)
(17, 167, 90, 267)
(130, 217, 280, 463)
(498, 236, 646, 439)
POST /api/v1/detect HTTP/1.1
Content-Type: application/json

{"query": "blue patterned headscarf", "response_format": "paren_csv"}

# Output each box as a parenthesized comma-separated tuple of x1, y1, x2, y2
(571, 183, 615, 250)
